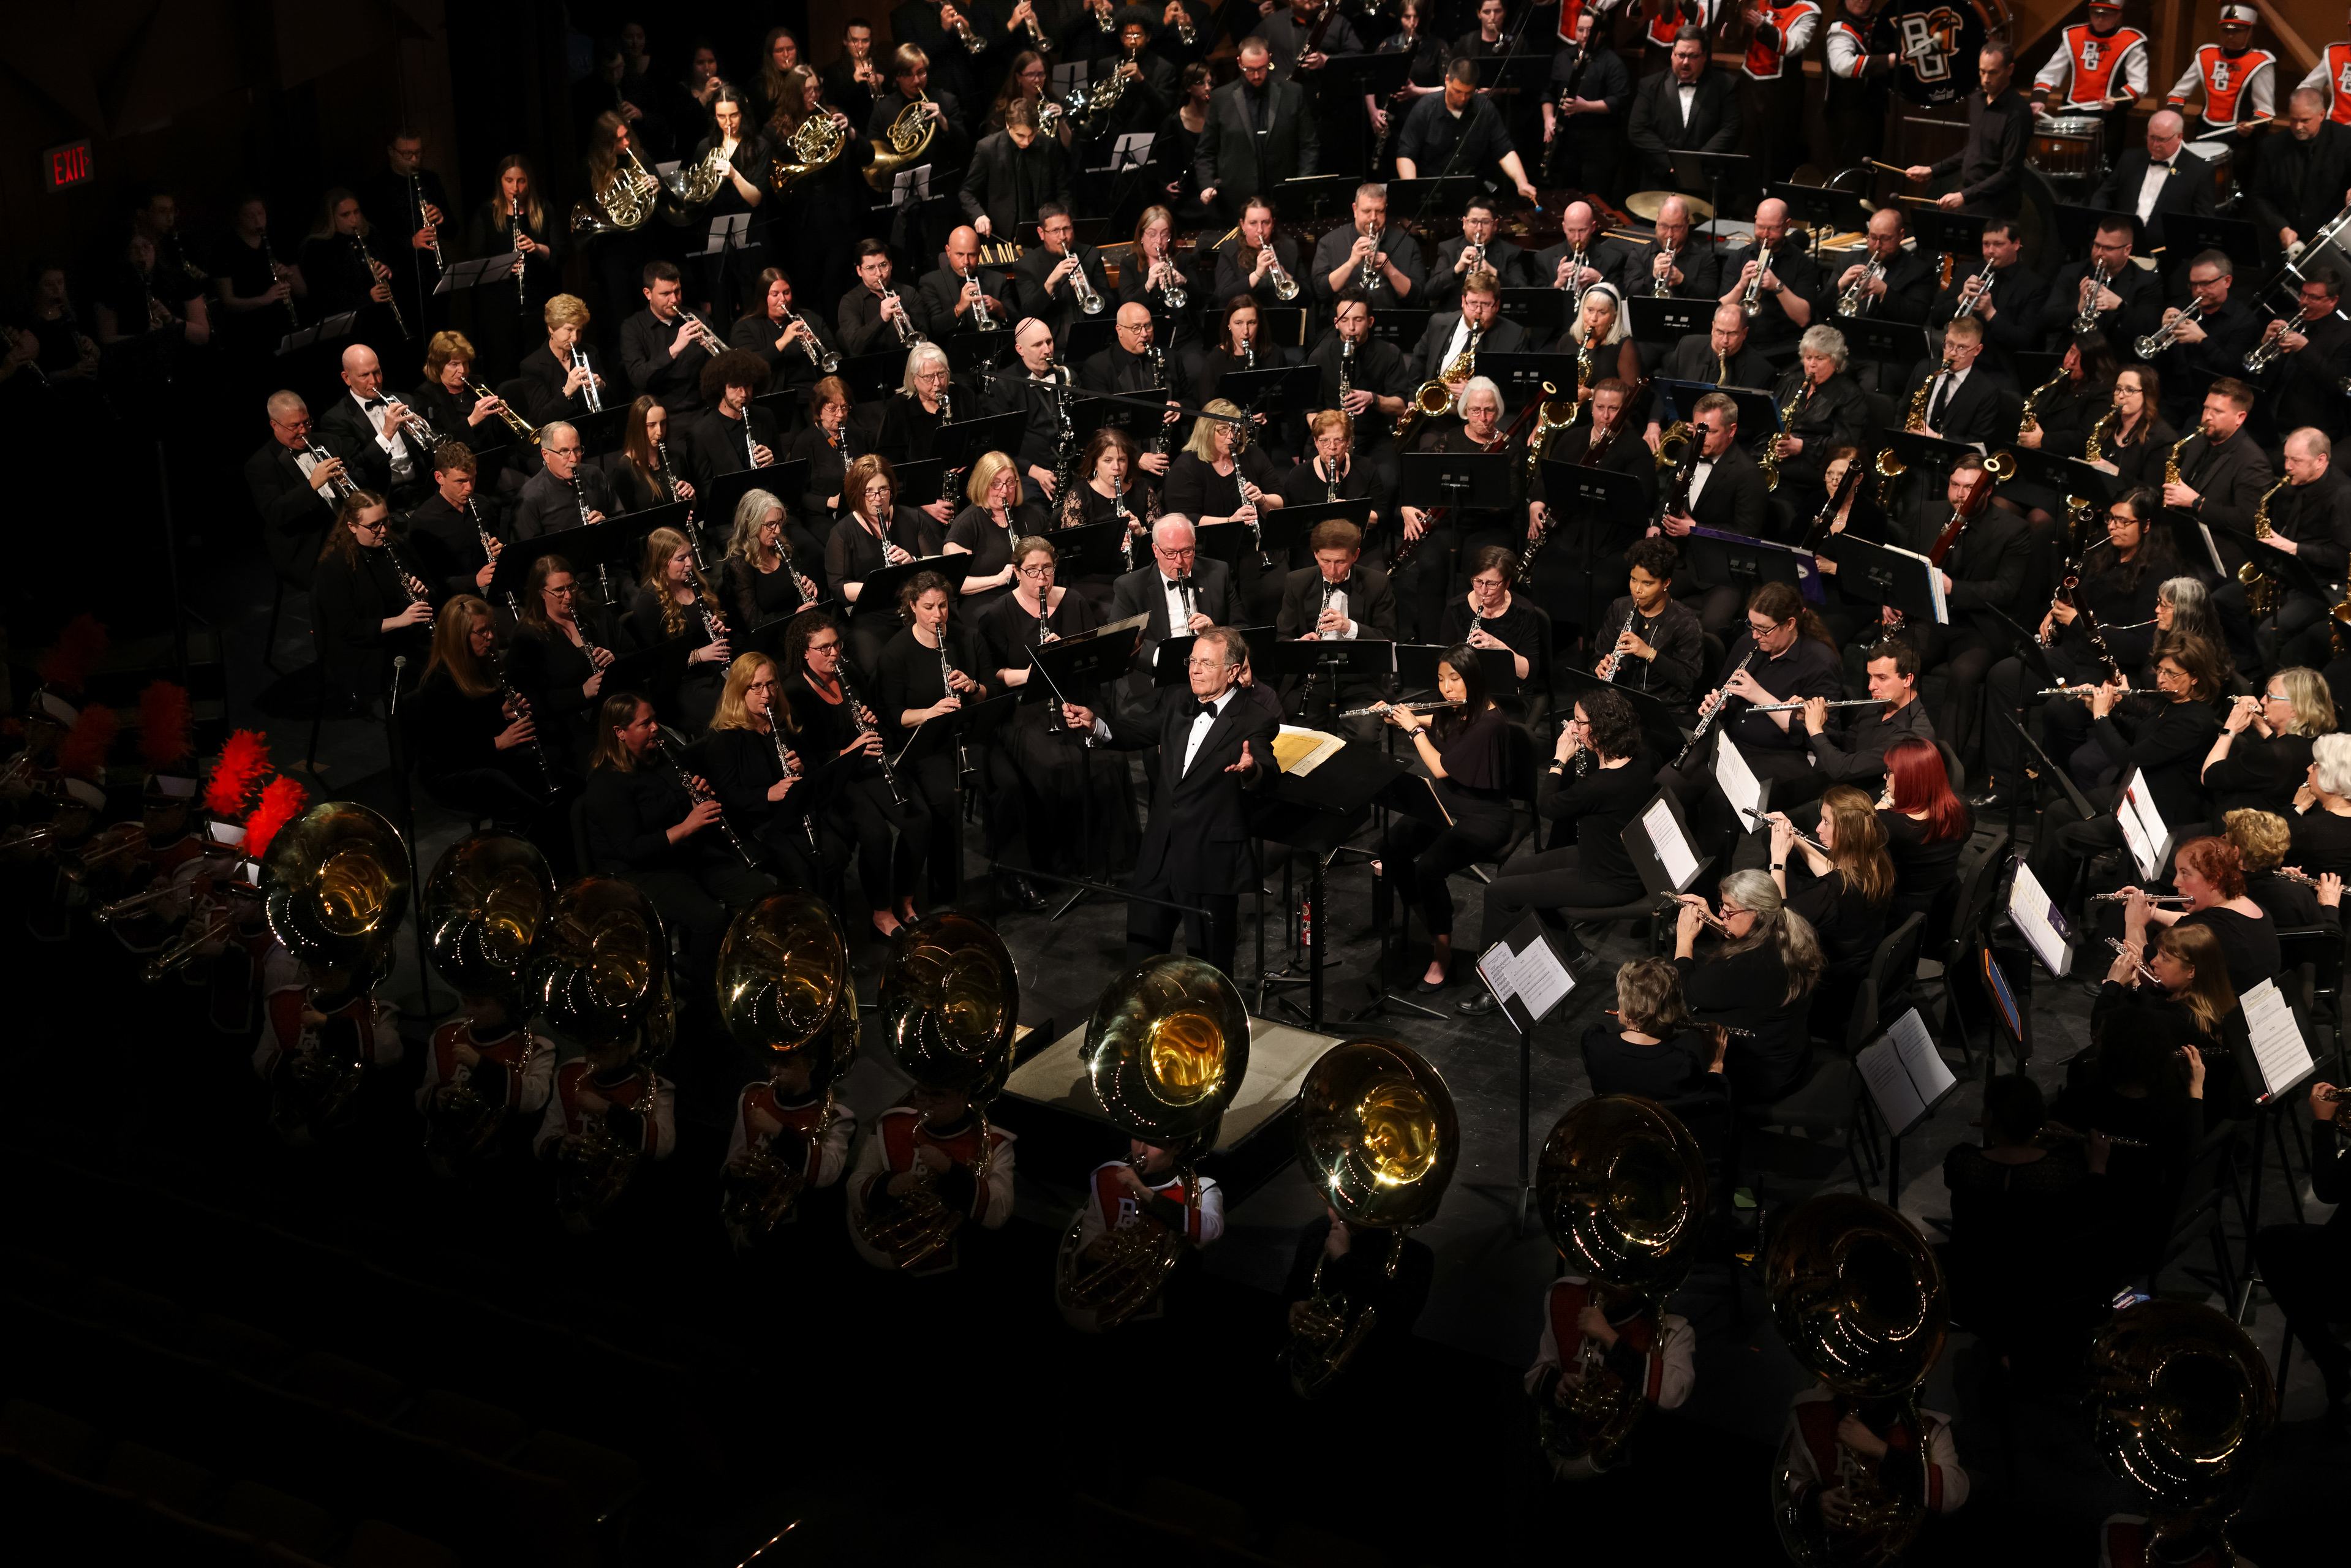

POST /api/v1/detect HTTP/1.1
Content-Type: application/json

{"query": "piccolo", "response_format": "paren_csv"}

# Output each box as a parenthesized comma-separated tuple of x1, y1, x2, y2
(1661, 895, 1734, 935)
(1340, 699, 1461, 718)
(2035, 1126, 2151, 1150)
(2089, 892, 2192, 905)
(1741, 698, 1884, 715)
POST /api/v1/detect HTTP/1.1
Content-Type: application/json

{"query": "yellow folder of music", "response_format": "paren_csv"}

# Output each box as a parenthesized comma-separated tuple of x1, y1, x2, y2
(1272, 725, 1346, 776)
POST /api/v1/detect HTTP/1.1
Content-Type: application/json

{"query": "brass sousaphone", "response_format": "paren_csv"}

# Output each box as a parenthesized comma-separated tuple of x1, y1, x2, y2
(1765, 1193, 1949, 1567)
(1284, 1038, 1457, 1398)
(2089, 1298, 2275, 1565)
(419, 832, 555, 1170)
(1533, 1095, 1708, 1471)
(1056, 955, 1250, 1329)
(717, 892, 858, 1238)
(854, 913, 1020, 1268)
(262, 801, 413, 1136)
(522, 877, 671, 1227)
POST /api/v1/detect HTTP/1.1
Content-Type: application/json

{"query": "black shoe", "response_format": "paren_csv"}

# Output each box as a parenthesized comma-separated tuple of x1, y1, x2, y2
(1457, 991, 1500, 1017)
(998, 872, 1044, 911)
(1414, 969, 1451, 994)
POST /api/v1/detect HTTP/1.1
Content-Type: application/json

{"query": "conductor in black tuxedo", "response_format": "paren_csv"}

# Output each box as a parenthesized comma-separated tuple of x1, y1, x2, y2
(247, 390, 363, 589)
(2090, 110, 2219, 251)
(1625, 30, 1741, 194)
(1193, 38, 1319, 219)
(318, 343, 436, 508)
(1061, 625, 1277, 978)
(1109, 516, 1245, 681)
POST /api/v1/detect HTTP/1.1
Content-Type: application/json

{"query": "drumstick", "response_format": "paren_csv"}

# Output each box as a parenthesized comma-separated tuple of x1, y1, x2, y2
(1865, 157, 1911, 177)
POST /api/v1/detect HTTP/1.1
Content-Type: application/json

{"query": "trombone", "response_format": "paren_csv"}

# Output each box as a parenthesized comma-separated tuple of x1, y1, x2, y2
(465, 379, 540, 446)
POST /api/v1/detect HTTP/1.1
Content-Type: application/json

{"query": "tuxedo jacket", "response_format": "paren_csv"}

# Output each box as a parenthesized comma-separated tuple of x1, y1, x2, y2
(1109, 560, 1245, 666)
(1193, 77, 1319, 208)
(1626, 68, 1741, 189)
(317, 393, 435, 498)
(1101, 683, 1278, 899)
(1897, 361, 2021, 450)
(1275, 564, 1400, 642)
(246, 435, 360, 583)
(2091, 148, 2221, 247)
(1406, 312, 1530, 384)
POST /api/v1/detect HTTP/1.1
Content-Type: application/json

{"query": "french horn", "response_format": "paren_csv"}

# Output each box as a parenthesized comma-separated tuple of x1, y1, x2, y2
(769, 113, 848, 192)
(866, 93, 940, 195)
(853, 913, 1019, 1269)
(1055, 954, 1250, 1329)
(569, 145, 662, 235)
(418, 833, 554, 1172)
(1533, 1095, 1707, 1471)
(717, 893, 857, 1238)
(1283, 1038, 1457, 1398)
(1765, 1193, 1948, 1567)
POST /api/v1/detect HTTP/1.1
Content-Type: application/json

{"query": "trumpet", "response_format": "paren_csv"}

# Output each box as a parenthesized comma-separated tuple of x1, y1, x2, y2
(465, 379, 540, 446)
(1066, 257, 1106, 317)
(1740, 241, 1773, 318)
(883, 285, 923, 343)
(2073, 260, 2111, 334)
(677, 307, 725, 355)
(957, 265, 996, 332)
(2244, 307, 2316, 373)
(382, 392, 442, 450)
(2137, 298, 2207, 359)
(1837, 257, 1884, 316)
(1652, 242, 1675, 297)
(1264, 246, 1300, 303)
(949, 6, 986, 53)
(1340, 699, 1462, 717)
(2089, 892, 2194, 905)
(784, 303, 842, 370)
(1953, 256, 1997, 316)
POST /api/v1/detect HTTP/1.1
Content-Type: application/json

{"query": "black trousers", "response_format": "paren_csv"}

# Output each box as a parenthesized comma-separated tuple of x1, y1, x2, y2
(1923, 624, 2001, 775)
(908, 749, 963, 903)
(1982, 653, 2106, 786)
(2024, 793, 2130, 902)
(1127, 881, 1241, 978)
(827, 772, 931, 908)
(2254, 1221, 2351, 1393)
(1477, 846, 1643, 955)
(1378, 807, 1511, 940)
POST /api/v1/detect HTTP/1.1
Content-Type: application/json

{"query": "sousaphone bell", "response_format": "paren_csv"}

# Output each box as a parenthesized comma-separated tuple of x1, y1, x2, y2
(717, 892, 858, 1237)
(261, 801, 413, 1136)
(2089, 1298, 2275, 1563)
(418, 832, 555, 1169)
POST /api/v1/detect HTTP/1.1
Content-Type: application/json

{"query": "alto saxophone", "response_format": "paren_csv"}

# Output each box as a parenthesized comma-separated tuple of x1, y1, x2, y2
(2083, 406, 2119, 466)
(2240, 477, 2289, 619)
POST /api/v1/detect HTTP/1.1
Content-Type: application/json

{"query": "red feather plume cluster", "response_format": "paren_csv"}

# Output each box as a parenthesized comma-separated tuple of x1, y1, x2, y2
(56, 707, 118, 778)
(138, 682, 194, 770)
(35, 615, 108, 694)
(243, 776, 310, 861)
(203, 731, 274, 819)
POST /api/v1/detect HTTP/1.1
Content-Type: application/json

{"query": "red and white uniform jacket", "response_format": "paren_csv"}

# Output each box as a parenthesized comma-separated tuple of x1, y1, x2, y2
(415, 1018, 555, 1116)
(1776, 1387, 1970, 1517)
(1525, 1276, 1694, 1411)
(1742, 2, 1821, 81)
(846, 1105, 1016, 1269)
(2167, 45, 2276, 132)
(1555, 0, 1628, 44)
(1642, 0, 1719, 51)
(723, 1081, 853, 1189)
(252, 942, 401, 1080)
(532, 1060, 675, 1160)
(1074, 1161, 1226, 1251)
(2034, 23, 2150, 109)
(2099, 1515, 2251, 1568)
(2298, 43, 2351, 125)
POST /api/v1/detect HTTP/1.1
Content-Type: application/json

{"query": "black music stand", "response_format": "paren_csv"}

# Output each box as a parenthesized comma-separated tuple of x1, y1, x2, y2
(1266, 497, 1374, 551)
(698, 462, 811, 537)
(1766, 182, 1860, 252)
(931, 411, 1028, 476)
(1682, 527, 1817, 602)
(839, 346, 912, 402)
(1355, 766, 1455, 1023)
(1273, 173, 1361, 225)
(1477, 350, 1564, 407)
(1817, 537, 1945, 623)
(2052, 205, 2145, 258)
(1495, 289, 1568, 342)
(274, 311, 360, 358)
(1026, 613, 1149, 918)
(1908, 208, 1988, 263)
(1367, 309, 1432, 350)
(1557, 666, 1690, 763)
(2167, 214, 2263, 274)
(568, 403, 635, 456)
(1194, 519, 1254, 571)
(1246, 741, 1402, 1029)
(1465, 910, 1584, 1227)
(489, 505, 682, 612)
(848, 554, 954, 618)
(1264, 636, 1396, 729)
(1540, 460, 1648, 632)
(1627, 295, 1712, 344)
(601, 634, 693, 714)
(890, 458, 951, 510)
(1840, 318, 1935, 367)
(1999, 447, 2124, 528)
(1213, 364, 1323, 420)
(1395, 641, 1516, 698)
(1667, 149, 1757, 230)
(944, 330, 1013, 374)
(1385, 176, 1487, 221)
(1048, 518, 1140, 579)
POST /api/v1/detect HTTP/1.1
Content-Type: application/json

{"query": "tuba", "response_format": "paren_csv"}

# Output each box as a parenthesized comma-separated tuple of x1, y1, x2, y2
(419, 833, 554, 1172)
(866, 93, 940, 194)
(769, 112, 848, 191)
(1765, 1193, 1949, 1568)
(853, 913, 1020, 1268)
(2089, 1298, 2275, 1561)
(262, 801, 413, 1139)
(1283, 1039, 1457, 1398)
(523, 877, 671, 1227)
(1533, 1096, 1707, 1471)
(717, 893, 858, 1239)
(1055, 955, 1250, 1329)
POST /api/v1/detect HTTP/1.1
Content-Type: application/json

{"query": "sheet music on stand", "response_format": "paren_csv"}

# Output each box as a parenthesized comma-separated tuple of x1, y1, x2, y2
(1475, 914, 1578, 1036)
(696, 213, 752, 256)
(889, 166, 934, 206)
(1855, 1007, 1958, 1136)
(2116, 768, 2173, 882)
(1711, 737, 1767, 834)
(433, 252, 520, 295)
(2006, 857, 2074, 978)
(1639, 795, 1705, 892)
(2240, 978, 2317, 1104)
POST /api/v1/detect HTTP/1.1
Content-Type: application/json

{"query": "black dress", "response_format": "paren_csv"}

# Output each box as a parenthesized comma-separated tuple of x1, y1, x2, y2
(2289, 809, 2351, 877)
(976, 588, 1125, 876)
(785, 670, 932, 911)
(1379, 706, 1515, 942)
(877, 624, 995, 903)
(943, 503, 1044, 617)
(2173, 904, 2281, 997)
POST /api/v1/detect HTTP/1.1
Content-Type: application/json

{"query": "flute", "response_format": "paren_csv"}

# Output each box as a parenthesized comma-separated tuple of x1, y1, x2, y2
(2104, 937, 2161, 985)
(2035, 1126, 2151, 1151)
(2088, 892, 2192, 905)
(1740, 698, 1884, 715)
(1340, 699, 1461, 718)
(1662, 895, 1734, 935)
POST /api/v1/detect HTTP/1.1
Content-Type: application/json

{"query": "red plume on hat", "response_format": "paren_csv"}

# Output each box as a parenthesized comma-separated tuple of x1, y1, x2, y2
(204, 730, 274, 819)
(138, 682, 195, 771)
(56, 706, 118, 780)
(243, 776, 310, 861)
(34, 615, 108, 695)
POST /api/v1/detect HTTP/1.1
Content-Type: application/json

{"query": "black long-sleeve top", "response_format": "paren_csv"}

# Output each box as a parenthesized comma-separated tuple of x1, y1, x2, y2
(876, 625, 987, 747)
(581, 764, 698, 874)
(507, 612, 613, 770)
(1806, 698, 1936, 785)
(2289, 809, 2351, 878)
(311, 545, 422, 689)
(826, 507, 943, 600)
(409, 669, 524, 789)
(2173, 905, 2281, 1002)
(720, 552, 816, 630)
(1715, 631, 1844, 754)
(2089, 695, 2221, 831)
(1927, 88, 2032, 212)
(1160, 448, 1283, 524)
(1676, 942, 1811, 1104)
(783, 675, 885, 796)
(785, 424, 851, 521)
(1787, 870, 1888, 974)
(1437, 597, 1551, 699)
(698, 724, 816, 835)
(1579, 1025, 1716, 1101)
(1534, 759, 1651, 898)
(1591, 594, 1702, 707)
(402, 491, 498, 603)
(2202, 732, 2314, 818)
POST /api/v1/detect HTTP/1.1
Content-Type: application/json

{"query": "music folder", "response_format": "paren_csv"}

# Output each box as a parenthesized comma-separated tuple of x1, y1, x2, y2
(697, 462, 811, 537)
(2239, 978, 2319, 1106)
(1539, 459, 1644, 516)
(1683, 527, 1817, 598)
(1627, 789, 1709, 897)
(1476, 911, 1578, 1036)
(1398, 451, 1514, 510)
(1856, 1008, 1957, 1137)
(838, 346, 912, 402)
(848, 554, 954, 618)
(1395, 641, 1516, 697)
(1998, 447, 2124, 510)
(1817, 536, 1945, 622)
(1907, 208, 1988, 260)
(2116, 767, 2175, 882)
(1046, 518, 1136, 579)
(1711, 734, 1769, 834)
(1837, 318, 1933, 366)
(488, 502, 691, 603)
(432, 252, 519, 295)
(1764, 181, 1857, 239)
(2167, 214, 2263, 275)
(1627, 296, 1711, 344)
(930, 411, 1027, 474)
(1476, 351, 1563, 405)
(1213, 364, 1322, 415)
(1026, 613, 1147, 706)
(1493, 292, 1566, 336)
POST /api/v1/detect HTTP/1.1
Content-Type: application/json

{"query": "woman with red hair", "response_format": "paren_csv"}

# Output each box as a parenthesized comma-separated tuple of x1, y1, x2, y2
(2117, 835, 2280, 998)
(1877, 735, 1971, 940)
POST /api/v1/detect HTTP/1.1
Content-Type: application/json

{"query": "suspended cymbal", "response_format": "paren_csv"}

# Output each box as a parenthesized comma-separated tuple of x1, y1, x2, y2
(1623, 189, 1715, 224)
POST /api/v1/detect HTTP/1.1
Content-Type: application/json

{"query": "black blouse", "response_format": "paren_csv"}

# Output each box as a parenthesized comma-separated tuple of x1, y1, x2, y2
(1534, 760, 1652, 897)
(507, 612, 614, 766)
(409, 668, 530, 788)
(581, 764, 697, 873)
(2203, 733, 2314, 818)
(785, 424, 852, 521)
(311, 544, 422, 685)
(1676, 943, 1811, 1104)
(1787, 871, 1889, 973)
(945, 503, 1046, 612)
(878, 394, 948, 464)
(826, 507, 942, 597)
(698, 723, 818, 831)
(1580, 1025, 1715, 1101)
(978, 589, 1104, 684)
(877, 625, 989, 745)
(1160, 448, 1282, 523)
(2175, 905, 2281, 997)
(2289, 809, 2351, 878)
(1882, 809, 1971, 908)
(1436, 595, 1550, 694)
(1430, 704, 1510, 816)
(720, 552, 817, 630)
(782, 674, 884, 794)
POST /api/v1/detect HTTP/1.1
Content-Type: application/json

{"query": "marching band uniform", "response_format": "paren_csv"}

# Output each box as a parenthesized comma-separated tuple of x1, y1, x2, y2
(725, 1080, 855, 1196)
(846, 1103, 1016, 1273)
(416, 1014, 553, 1119)
(532, 1055, 676, 1163)
(1525, 1276, 1694, 1479)
(1777, 1387, 1969, 1523)
(1061, 1158, 1225, 1331)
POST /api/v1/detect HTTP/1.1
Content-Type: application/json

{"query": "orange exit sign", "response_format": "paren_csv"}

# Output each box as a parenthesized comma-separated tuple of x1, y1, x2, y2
(42, 140, 93, 192)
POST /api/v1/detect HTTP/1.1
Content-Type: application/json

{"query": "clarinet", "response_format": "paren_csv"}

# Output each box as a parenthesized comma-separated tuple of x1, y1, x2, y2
(939, 633, 976, 784)
(412, 173, 443, 271)
(573, 477, 617, 605)
(1595, 604, 1636, 682)
(1114, 473, 1134, 569)
(467, 499, 500, 570)
(263, 230, 299, 331)
(835, 659, 908, 806)
(352, 234, 408, 339)
(510, 211, 526, 312)
(768, 718, 820, 854)
(490, 647, 554, 796)
(1672, 650, 1754, 769)
(654, 734, 757, 868)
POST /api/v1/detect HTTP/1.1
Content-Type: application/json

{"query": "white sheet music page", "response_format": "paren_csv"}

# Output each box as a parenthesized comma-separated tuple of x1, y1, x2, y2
(1642, 799, 1700, 890)
(2116, 771, 2162, 881)
(2007, 860, 2072, 978)
(2240, 978, 2315, 1104)
(1712, 739, 1764, 833)
(1505, 937, 1576, 1021)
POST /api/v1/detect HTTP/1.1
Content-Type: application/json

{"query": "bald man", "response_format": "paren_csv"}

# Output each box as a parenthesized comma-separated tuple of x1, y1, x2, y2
(318, 342, 434, 505)
(914, 225, 1016, 339)
(2090, 107, 2219, 249)
(979, 317, 1071, 499)
(1622, 195, 1723, 304)
(246, 390, 364, 584)
(1719, 197, 1822, 360)
(1080, 303, 1190, 450)
(1830, 206, 1937, 325)
(1532, 201, 1642, 302)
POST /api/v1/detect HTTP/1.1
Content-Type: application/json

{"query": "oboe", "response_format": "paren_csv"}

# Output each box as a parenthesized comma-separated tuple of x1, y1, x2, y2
(654, 734, 757, 868)
(1671, 650, 1753, 769)
(510, 212, 526, 311)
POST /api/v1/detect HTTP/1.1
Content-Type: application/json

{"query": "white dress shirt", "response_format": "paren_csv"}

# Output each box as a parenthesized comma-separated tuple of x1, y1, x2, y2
(1155, 575, 1196, 663)
(352, 390, 415, 484)
(1310, 576, 1357, 639)
(293, 447, 337, 503)
(1182, 687, 1237, 774)
(1686, 457, 1715, 511)
(1677, 83, 1697, 123)
(2134, 158, 2173, 222)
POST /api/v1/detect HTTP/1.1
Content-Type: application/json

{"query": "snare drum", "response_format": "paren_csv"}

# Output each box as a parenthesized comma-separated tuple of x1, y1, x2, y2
(2029, 113, 2107, 181)
(2186, 137, 2235, 206)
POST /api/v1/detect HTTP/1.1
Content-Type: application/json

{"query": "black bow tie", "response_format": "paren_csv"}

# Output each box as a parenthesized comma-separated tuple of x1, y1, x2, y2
(1195, 698, 1221, 718)
(363, 397, 386, 409)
